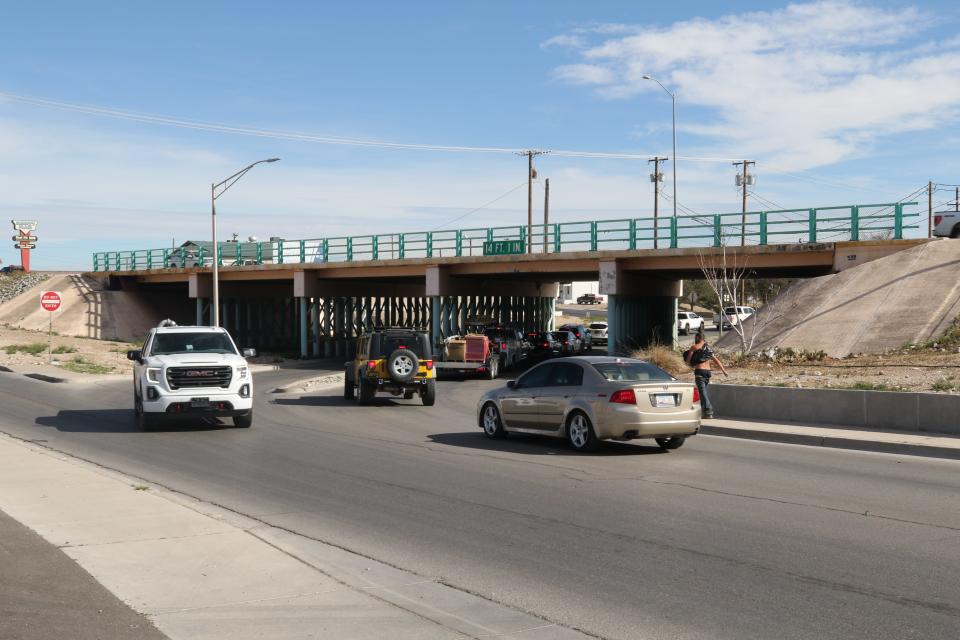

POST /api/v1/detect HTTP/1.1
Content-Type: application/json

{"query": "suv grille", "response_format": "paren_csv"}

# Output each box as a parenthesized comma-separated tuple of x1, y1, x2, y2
(166, 366, 232, 390)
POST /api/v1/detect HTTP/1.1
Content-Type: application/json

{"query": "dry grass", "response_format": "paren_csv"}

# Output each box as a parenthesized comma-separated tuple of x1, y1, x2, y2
(631, 345, 689, 377)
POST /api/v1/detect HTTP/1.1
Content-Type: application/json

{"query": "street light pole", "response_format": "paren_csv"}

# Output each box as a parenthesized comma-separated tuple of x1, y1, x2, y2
(210, 157, 279, 327)
(642, 75, 677, 223)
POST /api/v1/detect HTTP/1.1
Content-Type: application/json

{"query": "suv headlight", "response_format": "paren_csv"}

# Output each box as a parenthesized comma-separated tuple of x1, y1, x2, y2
(146, 367, 162, 384)
(237, 365, 248, 380)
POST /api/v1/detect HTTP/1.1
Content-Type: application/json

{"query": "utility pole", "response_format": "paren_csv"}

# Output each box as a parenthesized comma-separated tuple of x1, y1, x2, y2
(648, 156, 667, 248)
(543, 178, 550, 253)
(733, 160, 755, 246)
(928, 181, 934, 237)
(517, 150, 548, 253)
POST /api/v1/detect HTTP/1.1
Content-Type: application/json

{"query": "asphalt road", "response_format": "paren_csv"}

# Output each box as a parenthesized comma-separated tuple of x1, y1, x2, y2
(0, 368, 958, 640)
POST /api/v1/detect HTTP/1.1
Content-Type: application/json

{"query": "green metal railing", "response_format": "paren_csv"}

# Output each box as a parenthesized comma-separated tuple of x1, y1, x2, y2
(91, 202, 920, 272)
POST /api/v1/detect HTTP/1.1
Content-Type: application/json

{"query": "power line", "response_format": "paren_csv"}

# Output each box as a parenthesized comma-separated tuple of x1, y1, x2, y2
(428, 181, 528, 231)
(0, 90, 806, 166)
(0, 90, 678, 160)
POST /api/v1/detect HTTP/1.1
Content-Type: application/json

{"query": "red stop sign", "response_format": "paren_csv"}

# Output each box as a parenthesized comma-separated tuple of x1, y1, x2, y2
(40, 291, 62, 312)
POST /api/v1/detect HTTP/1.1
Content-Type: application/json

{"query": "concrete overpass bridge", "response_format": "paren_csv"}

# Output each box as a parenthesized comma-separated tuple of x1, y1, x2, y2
(89, 202, 924, 357)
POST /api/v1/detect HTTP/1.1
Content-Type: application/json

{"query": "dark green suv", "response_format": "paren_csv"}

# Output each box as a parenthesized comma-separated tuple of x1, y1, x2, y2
(345, 328, 436, 406)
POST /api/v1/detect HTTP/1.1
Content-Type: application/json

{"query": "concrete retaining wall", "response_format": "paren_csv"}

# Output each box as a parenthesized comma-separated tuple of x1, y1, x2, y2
(710, 384, 960, 436)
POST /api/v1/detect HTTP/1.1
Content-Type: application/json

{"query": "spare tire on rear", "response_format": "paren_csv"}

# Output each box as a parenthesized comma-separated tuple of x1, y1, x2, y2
(387, 349, 419, 382)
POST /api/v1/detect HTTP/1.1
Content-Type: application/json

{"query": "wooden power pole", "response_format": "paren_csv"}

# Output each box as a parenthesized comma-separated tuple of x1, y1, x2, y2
(648, 156, 667, 248)
(518, 150, 548, 253)
(543, 178, 550, 253)
(929, 181, 934, 237)
(733, 160, 755, 246)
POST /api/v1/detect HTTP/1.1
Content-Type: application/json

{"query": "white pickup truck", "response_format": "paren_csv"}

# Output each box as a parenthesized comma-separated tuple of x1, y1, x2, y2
(934, 211, 960, 238)
(714, 306, 755, 330)
(128, 320, 256, 430)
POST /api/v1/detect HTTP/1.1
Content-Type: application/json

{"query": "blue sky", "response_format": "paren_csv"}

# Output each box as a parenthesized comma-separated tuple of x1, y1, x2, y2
(2, 1, 960, 268)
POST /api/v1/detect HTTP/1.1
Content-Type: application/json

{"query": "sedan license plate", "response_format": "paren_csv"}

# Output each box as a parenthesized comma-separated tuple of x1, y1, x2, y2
(190, 397, 210, 408)
(653, 394, 678, 408)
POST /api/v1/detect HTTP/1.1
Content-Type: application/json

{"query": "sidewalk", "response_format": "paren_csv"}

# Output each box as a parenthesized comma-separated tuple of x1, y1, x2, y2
(701, 417, 960, 460)
(0, 508, 167, 640)
(0, 433, 590, 640)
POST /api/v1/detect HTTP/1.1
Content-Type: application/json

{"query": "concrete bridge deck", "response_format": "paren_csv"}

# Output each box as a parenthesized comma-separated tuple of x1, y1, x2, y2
(89, 239, 929, 358)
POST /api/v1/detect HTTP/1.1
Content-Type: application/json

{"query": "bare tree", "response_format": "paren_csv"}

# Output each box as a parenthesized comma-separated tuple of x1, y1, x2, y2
(697, 244, 783, 355)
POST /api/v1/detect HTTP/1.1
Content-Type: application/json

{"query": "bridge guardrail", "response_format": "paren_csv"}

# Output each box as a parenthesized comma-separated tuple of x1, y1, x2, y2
(91, 202, 920, 272)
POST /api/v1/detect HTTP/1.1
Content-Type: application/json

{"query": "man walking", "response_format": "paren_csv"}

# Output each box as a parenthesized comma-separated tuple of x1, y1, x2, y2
(685, 329, 728, 419)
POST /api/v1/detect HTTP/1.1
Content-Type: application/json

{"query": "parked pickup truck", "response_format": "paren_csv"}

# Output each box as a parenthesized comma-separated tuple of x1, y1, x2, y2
(577, 293, 604, 305)
(934, 211, 960, 238)
(434, 333, 500, 378)
(677, 312, 704, 335)
(714, 306, 755, 330)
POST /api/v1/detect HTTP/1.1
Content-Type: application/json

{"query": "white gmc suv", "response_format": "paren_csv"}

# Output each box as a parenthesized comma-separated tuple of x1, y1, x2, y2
(128, 321, 256, 430)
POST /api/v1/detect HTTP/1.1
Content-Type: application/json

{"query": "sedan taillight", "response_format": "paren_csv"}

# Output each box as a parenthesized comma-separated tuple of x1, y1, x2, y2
(693, 387, 701, 403)
(609, 389, 637, 405)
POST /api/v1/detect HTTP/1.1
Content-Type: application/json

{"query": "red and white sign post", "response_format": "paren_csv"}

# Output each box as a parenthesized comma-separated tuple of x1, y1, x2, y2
(40, 291, 62, 363)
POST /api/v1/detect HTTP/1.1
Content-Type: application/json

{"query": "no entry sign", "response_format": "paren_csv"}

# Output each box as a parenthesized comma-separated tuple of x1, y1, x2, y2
(40, 291, 62, 312)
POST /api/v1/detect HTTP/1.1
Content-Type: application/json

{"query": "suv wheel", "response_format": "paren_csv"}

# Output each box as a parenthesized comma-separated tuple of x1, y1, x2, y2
(421, 379, 436, 406)
(233, 411, 253, 428)
(952, 224, 960, 239)
(387, 349, 419, 383)
(343, 373, 354, 400)
(358, 378, 376, 405)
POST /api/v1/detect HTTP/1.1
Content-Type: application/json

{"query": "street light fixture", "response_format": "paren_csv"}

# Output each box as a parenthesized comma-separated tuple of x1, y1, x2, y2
(211, 157, 280, 327)
(642, 75, 677, 229)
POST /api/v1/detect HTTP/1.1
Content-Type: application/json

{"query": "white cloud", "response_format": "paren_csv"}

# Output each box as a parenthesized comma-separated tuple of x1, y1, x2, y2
(545, 1, 960, 170)
(553, 64, 618, 86)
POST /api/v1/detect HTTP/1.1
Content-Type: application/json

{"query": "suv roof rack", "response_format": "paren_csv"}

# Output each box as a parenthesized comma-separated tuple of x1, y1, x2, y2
(157, 319, 178, 328)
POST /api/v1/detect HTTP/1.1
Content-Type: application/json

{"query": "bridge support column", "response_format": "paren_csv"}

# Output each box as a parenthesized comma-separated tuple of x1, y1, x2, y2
(323, 299, 332, 358)
(600, 261, 681, 355)
(299, 297, 308, 359)
(430, 296, 442, 351)
(312, 299, 321, 358)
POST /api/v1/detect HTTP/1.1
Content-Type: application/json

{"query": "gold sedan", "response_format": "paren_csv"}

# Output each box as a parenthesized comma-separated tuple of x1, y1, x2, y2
(477, 356, 700, 452)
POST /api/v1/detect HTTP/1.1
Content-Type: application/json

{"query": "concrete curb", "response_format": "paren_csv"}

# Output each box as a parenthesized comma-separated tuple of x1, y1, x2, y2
(711, 384, 960, 436)
(701, 423, 960, 460)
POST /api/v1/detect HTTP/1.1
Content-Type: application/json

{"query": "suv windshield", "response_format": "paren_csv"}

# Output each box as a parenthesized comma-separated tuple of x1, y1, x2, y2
(151, 332, 236, 355)
(592, 361, 675, 382)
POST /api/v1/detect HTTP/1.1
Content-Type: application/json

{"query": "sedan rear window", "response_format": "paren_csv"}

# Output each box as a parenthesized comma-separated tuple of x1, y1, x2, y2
(592, 362, 676, 382)
(589, 323, 607, 329)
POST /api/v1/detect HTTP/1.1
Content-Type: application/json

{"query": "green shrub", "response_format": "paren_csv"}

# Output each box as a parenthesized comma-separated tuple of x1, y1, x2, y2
(3, 342, 48, 356)
(60, 357, 113, 375)
(52, 345, 77, 354)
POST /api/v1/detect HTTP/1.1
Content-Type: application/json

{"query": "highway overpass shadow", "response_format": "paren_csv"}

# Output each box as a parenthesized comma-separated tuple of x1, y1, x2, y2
(35, 409, 235, 433)
(427, 432, 666, 457)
